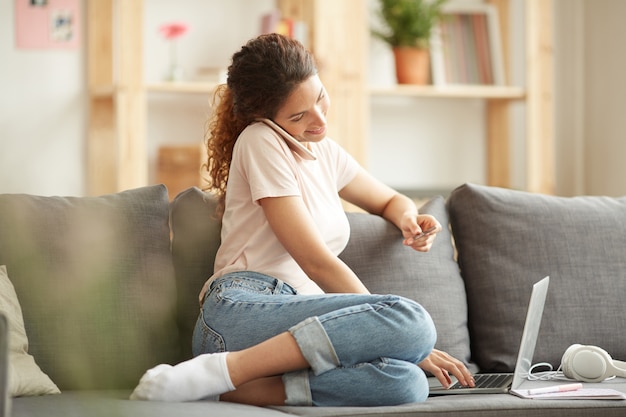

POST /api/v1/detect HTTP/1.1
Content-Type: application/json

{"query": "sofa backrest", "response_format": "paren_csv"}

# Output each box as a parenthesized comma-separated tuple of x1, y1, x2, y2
(170, 188, 477, 373)
(169, 187, 222, 361)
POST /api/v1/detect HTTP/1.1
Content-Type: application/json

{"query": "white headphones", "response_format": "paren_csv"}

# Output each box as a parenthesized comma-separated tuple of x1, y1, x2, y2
(561, 344, 626, 383)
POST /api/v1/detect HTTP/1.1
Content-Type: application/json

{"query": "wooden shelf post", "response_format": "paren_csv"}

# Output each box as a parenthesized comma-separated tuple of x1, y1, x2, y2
(526, 0, 555, 194)
(86, 0, 145, 196)
(485, 0, 511, 188)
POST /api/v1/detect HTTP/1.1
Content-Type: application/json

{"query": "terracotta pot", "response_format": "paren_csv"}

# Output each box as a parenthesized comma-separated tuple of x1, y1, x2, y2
(393, 47, 430, 85)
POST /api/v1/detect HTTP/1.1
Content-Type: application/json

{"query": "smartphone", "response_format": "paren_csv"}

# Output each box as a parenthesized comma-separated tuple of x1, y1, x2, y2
(413, 226, 437, 240)
(257, 118, 315, 160)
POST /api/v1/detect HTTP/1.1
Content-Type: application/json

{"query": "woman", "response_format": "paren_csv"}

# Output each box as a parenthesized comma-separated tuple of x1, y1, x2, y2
(131, 33, 474, 406)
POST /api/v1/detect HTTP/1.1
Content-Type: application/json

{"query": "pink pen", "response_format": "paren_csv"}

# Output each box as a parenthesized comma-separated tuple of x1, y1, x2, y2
(527, 383, 583, 396)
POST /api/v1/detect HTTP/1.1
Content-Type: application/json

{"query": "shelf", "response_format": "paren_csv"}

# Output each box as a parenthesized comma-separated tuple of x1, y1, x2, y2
(369, 84, 525, 100)
(147, 82, 524, 100)
(146, 81, 220, 94)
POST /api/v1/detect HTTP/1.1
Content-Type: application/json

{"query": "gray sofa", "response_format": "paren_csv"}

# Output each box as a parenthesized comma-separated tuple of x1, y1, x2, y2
(1, 183, 625, 417)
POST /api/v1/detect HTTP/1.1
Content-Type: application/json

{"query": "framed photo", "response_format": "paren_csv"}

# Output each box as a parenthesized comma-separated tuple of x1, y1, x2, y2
(15, 0, 80, 49)
(430, 4, 505, 86)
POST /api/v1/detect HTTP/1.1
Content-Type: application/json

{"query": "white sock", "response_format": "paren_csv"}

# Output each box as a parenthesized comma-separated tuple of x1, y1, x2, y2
(130, 352, 235, 402)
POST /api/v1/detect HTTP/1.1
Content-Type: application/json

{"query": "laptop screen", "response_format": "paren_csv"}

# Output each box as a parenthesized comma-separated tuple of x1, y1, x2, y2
(511, 276, 550, 390)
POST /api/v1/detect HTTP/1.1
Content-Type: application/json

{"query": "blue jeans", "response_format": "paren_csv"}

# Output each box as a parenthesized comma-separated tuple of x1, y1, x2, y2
(192, 272, 436, 406)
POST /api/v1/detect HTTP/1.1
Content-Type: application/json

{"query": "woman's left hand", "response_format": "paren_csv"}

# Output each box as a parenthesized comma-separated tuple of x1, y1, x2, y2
(402, 214, 441, 252)
(418, 349, 475, 389)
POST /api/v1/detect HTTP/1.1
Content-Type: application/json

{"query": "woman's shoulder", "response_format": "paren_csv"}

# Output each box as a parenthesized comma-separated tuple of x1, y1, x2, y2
(238, 121, 279, 143)
(234, 122, 284, 154)
(239, 120, 316, 161)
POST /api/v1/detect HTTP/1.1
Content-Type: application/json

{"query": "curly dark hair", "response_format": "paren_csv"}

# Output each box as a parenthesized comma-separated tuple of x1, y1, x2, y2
(204, 34, 318, 216)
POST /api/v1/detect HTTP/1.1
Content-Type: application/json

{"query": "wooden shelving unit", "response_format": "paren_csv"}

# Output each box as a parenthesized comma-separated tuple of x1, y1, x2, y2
(86, 0, 554, 196)
(86, 0, 145, 196)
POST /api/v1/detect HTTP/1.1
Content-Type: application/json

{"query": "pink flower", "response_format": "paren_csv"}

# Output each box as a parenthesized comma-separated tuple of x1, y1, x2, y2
(159, 22, 189, 40)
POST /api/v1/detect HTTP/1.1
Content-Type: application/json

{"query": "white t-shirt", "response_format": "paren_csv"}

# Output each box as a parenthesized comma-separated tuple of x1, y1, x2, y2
(199, 121, 359, 299)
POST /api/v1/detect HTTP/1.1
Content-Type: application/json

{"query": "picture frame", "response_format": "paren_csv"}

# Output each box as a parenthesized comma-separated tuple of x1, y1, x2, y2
(15, 0, 80, 50)
(430, 4, 505, 86)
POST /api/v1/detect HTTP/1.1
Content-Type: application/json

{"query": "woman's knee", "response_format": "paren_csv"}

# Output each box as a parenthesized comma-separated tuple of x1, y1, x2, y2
(384, 296, 437, 358)
(321, 294, 437, 365)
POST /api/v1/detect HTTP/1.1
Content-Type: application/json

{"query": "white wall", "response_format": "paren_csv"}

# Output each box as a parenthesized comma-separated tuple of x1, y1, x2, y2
(0, 0, 86, 196)
(554, 0, 626, 196)
(582, 0, 626, 196)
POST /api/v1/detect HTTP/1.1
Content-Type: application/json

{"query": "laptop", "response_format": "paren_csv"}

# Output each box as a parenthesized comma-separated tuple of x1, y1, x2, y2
(0, 313, 10, 417)
(429, 276, 550, 395)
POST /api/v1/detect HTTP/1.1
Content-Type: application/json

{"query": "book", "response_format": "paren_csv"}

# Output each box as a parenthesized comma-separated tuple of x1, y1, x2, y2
(260, 10, 308, 47)
(511, 388, 626, 400)
(430, 4, 504, 86)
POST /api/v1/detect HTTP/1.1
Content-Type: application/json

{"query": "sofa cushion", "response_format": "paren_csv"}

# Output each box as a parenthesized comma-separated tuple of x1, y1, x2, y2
(0, 185, 179, 390)
(0, 265, 59, 396)
(447, 183, 626, 373)
(169, 187, 222, 361)
(11, 390, 294, 417)
(339, 197, 476, 372)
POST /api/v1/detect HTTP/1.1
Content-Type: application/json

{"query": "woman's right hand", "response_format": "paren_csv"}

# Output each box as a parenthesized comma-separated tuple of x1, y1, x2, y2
(418, 349, 475, 389)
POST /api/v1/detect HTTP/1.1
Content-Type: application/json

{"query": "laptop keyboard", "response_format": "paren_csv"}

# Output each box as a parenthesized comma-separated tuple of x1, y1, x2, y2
(450, 374, 511, 390)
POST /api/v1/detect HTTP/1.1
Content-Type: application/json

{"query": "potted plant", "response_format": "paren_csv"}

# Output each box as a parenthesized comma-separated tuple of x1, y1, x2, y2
(372, 0, 446, 84)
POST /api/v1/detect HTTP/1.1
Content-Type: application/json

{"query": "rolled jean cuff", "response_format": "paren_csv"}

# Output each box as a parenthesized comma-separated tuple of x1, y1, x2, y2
(283, 369, 311, 406)
(289, 316, 340, 375)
